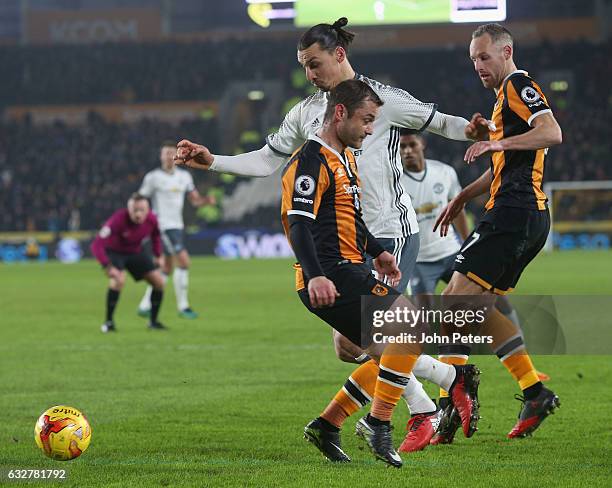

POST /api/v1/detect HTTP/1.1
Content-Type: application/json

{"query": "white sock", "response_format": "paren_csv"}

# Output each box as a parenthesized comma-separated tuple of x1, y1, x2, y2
(413, 354, 457, 392)
(401, 373, 436, 415)
(139, 272, 167, 311)
(504, 309, 521, 328)
(173, 268, 189, 311)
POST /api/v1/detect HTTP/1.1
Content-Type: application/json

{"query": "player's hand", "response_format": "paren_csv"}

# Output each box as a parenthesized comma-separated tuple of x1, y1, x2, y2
(464, 140, 504, 164)
(174, 139, 215, 170)
(433, 196, 466, 237)
(308, 276, 340, 308)
(106, 266, 121, 280)
(373, 251, 401, 288)
(464, 112, 494, 141)
(202, 194, 217, 206)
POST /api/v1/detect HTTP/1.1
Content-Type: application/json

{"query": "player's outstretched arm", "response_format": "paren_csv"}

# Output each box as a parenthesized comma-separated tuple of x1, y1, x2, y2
(427, 111, 493, 142)
(464, 112, 562, 163)
(434, 169, 492, 237)
(175, 141, 286, 178)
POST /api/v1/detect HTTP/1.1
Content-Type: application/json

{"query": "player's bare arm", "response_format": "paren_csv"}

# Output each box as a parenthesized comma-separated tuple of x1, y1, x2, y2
(452, 209, 471, 241)
(464, 112, 562, 163)
(187, 189, 216, 207)
(434, 169, 492, 236)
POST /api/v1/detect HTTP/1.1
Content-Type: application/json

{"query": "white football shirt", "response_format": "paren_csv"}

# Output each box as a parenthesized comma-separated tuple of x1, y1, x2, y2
(267, 74, 438, 238)
(139, 168, 195, 231)
(401, 159, 462, 262)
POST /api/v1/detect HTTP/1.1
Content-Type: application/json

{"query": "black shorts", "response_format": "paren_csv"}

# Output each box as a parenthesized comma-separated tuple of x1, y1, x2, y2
(453, 206, 550, 294)
(161, 229, 185, 256)
(107, 249, 157, 281)
(298, 262, 400, 348)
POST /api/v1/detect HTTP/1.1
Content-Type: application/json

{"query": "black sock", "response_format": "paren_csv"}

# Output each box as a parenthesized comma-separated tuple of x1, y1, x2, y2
(317, 417, 340, 433)
(366, 413, 390, 426)
(523, 381, 543, 400)
(106, 289, 120, 322)
(439, 397, 451, 410)
(150, 289, 163, 322)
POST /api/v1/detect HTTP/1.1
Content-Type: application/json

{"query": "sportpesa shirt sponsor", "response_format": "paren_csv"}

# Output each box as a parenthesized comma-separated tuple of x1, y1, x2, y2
(281, 136, 369, 290)
(139, 168, 195, 231)
(269, 74, 437, 239)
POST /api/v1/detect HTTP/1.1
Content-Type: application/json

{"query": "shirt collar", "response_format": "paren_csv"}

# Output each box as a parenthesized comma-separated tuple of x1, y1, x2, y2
(311, 134, 349, 163)
(496, 69, 528, 97)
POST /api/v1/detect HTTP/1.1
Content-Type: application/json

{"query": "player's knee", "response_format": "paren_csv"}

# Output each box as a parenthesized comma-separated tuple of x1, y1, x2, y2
(111, 275, 125, 290)
(147, 272, 165, 290)
(333, 332, 362, 364)
(178, 251, 189, 269)
(443, 271, 484, 295)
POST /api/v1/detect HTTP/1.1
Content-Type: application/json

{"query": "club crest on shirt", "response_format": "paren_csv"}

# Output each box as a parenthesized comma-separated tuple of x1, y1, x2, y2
(295, 175, 315, 196)
(372, 284, 389, 296)
(433, 183, 444, 194)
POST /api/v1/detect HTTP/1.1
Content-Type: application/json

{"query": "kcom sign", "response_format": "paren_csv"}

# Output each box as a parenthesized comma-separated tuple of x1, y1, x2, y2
(50, 19, 138, 43)
(26, 8, 162, 44)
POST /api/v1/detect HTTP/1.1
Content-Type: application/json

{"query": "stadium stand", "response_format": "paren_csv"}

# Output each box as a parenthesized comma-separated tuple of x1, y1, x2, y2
(0, 38, 609, 231)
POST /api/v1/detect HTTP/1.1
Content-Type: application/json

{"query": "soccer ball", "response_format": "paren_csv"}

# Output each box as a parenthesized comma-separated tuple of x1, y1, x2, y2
(34, 406, 92, 461)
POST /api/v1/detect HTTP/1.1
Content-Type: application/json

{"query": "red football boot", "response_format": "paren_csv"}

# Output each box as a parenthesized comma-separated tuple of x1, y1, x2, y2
(398, 409, 442, 453)
(508, 387, 560, 438)
(449, 365, 481, 438)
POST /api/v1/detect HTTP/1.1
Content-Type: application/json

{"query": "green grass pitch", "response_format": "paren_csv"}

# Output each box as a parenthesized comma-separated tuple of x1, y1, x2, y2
(1, 250, 611, 487)
(296, 0, 450, 27)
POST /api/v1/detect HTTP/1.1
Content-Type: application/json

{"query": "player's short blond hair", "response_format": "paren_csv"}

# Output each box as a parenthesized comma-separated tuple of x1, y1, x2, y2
(472, 23, 513, 47)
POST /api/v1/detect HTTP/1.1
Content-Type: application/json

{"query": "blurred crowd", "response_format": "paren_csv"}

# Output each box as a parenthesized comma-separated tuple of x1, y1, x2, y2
(0, 115, 219, 231)
(0, 38, 610, 231)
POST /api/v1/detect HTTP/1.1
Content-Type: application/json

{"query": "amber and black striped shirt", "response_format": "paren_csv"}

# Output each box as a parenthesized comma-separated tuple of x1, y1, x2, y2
(486, 70, 552, 211)
(281, 136, 375, 290)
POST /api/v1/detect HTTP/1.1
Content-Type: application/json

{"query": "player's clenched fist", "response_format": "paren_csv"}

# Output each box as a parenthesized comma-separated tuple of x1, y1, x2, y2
(174, 139, 215, 170)
(373, 251, 401, 288)
(308, 276, 340, 308)
(464, 112, 494, 141)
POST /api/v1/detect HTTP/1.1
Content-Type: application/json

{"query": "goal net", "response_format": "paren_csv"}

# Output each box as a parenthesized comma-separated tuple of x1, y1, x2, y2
(544, 181, 612, 251)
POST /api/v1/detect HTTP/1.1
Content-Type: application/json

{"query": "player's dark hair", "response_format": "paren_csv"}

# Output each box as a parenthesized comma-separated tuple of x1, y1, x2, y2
(160, 139, 176, 148)
(399, 128, 421, 137)
(298, 17, 356, 54)
(129, 192, 148, 203)
(323, 79, 383, 122)
(472, 23, 513, 45)
(399, 128, 427, 144)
